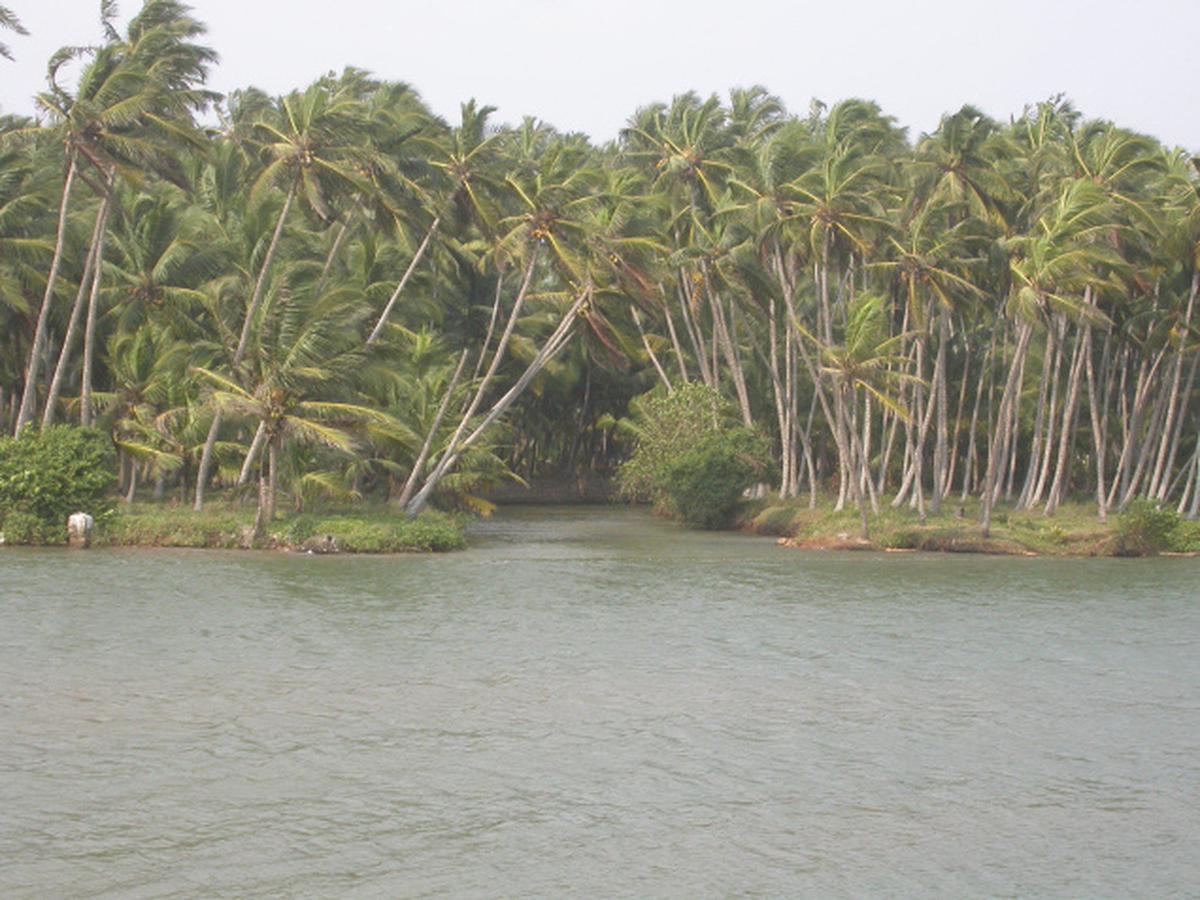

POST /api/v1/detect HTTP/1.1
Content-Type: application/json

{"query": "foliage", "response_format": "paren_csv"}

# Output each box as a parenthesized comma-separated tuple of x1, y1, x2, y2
(0, 427, 115, 542)
(617, 384, 736, 507)
(1173, 519, 1200, 553)
(3, 3, 1200, 547)
(661, 428, 770, 528)
(101, 505, 249, 548)
(274, 510, 465, 552)
(1111, 501, 1200, 556)
(100, 502, 465, 552)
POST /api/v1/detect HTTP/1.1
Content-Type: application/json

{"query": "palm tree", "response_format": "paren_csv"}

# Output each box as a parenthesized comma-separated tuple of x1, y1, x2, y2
(404, 132, 606, 516)
(195, 285, 397, 534)
(11, 0, 215, 433)
(193, 78, 374, 509)
(811, 291, 910, 538)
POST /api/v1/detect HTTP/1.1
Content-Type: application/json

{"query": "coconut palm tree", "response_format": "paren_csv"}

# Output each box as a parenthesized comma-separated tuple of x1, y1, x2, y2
(11, 0, 215, 434)
(195, 285, 399, 534)
(192, 78, 375, 509)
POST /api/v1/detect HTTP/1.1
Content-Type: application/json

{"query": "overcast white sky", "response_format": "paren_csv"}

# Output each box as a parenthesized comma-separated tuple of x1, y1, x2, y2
(2, 0, 1197, 150)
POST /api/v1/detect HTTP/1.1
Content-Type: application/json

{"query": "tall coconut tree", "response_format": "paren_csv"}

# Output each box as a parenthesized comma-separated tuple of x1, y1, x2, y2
(11, 0, 215, 433)
(192, 78, 374, 509)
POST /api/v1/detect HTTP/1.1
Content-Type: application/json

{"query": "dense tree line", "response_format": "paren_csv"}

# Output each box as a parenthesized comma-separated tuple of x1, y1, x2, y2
(2, 1, 1198, 537)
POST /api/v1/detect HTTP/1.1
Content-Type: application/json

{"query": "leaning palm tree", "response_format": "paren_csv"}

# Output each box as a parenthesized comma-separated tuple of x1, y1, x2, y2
(195, 285, 400, 534)
(192, 79, 374, 509)
(11, 0, 216, 433)
(403, 132, 604, 516)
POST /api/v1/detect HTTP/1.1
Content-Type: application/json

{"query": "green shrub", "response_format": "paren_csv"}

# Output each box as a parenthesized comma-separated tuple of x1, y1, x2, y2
(280, 511, 465, 552)
(1168, 518, 1200, 553)
(1114, 500, 1179, 556)
(1, 510, 52, 545)
(661, 429, 770, 529)
(752, 505, 799, 536)
(398, 511, 468, 552)
(101, 509, 246, 548)
(617, 384, 739, 508)
(617, 385, 772, 528)
(0, 426, 115, 544)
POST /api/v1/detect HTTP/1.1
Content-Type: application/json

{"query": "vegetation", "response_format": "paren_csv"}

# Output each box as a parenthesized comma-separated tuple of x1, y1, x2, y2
(100, 501, 464, 552)
(661, 429, 770, 528)
(2, 2, 1200, 551)
(0, 425, 114, 542)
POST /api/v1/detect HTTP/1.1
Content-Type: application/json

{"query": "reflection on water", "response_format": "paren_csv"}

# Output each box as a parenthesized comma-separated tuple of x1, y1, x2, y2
(2, 507, 1198, 896)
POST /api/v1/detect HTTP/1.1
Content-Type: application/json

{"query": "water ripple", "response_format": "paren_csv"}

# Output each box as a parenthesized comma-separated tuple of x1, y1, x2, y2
(2, 509, 1199, 896)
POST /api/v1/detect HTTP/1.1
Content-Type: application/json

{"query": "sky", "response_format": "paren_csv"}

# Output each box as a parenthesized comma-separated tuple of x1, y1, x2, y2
(2, 0, 1197, 150)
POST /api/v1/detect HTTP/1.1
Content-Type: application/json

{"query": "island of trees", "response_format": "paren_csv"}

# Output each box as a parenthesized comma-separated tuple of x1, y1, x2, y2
(1, 1, 1198, 553)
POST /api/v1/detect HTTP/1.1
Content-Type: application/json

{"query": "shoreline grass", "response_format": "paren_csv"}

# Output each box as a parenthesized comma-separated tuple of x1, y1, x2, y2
(93, 499, 466, 553)
(736, 496, 1200, 557)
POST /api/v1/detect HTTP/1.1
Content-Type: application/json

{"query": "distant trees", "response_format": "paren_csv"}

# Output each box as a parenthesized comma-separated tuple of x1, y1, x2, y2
(2, 1, 1199, 533)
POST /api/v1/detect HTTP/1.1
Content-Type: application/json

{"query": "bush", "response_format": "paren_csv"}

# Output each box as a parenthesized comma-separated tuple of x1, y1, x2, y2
(1113, 500, 1179, 556)
(617, 385, 771, 528)
(660, 429, 770, 529)
(617, 384, 736, 508)
(0, 426, 115, 544)
(751, 505, 800, 536)
(1173, 518, 1200, 553)
(1, 510, 52, 545)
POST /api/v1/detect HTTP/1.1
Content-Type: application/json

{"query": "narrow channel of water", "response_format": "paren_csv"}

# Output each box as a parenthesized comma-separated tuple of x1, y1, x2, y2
(2, 506, 1198, 896)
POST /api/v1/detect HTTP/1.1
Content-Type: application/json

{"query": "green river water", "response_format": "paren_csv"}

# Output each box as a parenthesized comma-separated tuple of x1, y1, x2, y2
(2, 506, 1198, 896)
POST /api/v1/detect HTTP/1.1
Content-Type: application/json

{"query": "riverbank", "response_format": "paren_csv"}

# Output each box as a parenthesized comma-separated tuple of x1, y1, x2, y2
(7, 490, 1199, 559)
(90, 502, 466, 553)
(736, 496, 1200, 557)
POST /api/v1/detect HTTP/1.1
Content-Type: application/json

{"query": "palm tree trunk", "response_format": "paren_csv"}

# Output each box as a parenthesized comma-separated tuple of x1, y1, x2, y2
(266, 434, 279, 524)
(125, 461, 138, 503)
(15, 155, 78, 434)
(470, 272, 507, 383)
(678, 274, 712, 387)
(1045, 323, 1087, 514)
(366, 216, 440, 345)
(1082, 323, 1110, 522)
(406, 281, 584, 517)
(237, 420, 268, 486)
(767, 297, 789, 496)
(1157, 352, 1199, 502)
(1018, 324, 1055, 507)
(930, 309, 951, 515)
(981, 320, 1032, 537)
(42, 195, 109, 429)
(1121, 379, 1170, 507)
(707, 280, 752, 426)
(633, 307, 672, 392)
(80, 172, 116, 428)
(662, 294, 690, 383)
(194, 184, 296, 511)
(313, 213, 354, 299)
(1185, 438, 1200, 520)
(394, 348, 469, 509)
(404, 251, 538, 514)
(944, 332, 971, 498)
(1148, 275, 1196, 499)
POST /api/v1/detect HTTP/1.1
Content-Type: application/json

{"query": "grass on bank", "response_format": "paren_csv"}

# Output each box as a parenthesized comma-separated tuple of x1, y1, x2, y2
(95, 499, 466, 553)
(739, 495, 1200, 557)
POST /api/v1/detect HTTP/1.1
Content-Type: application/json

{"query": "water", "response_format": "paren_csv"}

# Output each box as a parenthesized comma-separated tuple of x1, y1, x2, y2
(2, 506, 1198, 897)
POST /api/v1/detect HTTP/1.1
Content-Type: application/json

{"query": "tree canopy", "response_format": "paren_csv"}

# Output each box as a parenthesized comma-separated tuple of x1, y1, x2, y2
(3, 2, 1199, 537)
